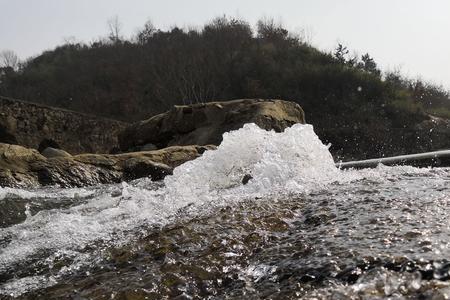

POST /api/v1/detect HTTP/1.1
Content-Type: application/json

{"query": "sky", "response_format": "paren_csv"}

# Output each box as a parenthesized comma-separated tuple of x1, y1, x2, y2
(1, 0, 450, 88)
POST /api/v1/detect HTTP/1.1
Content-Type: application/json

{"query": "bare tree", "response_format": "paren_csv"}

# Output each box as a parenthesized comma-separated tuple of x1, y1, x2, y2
(256, 17, 288, 40)
(295, 26, 314, 45)
(0, 50, 19, 70)
(107, 15, 122, 43)
(63, 36, 77, 45)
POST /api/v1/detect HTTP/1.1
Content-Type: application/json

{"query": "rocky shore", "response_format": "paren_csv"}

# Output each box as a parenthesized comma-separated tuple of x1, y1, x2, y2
(0, 143, 214, 188)
(2, 97, 450, 188)
(0, 99, 305, 188)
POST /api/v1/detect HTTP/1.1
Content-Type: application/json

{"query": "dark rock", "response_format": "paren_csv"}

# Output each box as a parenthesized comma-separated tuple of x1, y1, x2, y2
(119, 99, 305, 152)
(38, 139, 60, 153)
(122, 157, 173, 181)
(242, 174, 252, 185)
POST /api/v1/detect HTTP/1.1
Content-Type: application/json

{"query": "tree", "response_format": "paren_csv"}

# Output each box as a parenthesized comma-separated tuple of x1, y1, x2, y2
(137, 20, 156, 44)
(107, 16, 122, 43)
(256, 18, 288, 41)
(334, 44, 349, 64)
(347, 53, 358, 67)
(360, 53, 380, 75)
(0, 50, 19, 71)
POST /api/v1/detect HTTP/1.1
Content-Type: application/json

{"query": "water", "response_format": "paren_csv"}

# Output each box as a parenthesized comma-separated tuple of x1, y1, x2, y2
(1, 123, 450, 299)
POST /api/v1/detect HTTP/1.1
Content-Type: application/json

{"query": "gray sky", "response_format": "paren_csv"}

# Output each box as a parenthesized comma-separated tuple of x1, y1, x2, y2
(1, 0, 450, 88)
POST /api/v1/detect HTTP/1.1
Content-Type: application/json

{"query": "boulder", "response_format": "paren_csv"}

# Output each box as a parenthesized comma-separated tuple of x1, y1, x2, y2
(0, 143, 215, 188)
(0, 143, 47, 187)
(118, 99, 305, 152)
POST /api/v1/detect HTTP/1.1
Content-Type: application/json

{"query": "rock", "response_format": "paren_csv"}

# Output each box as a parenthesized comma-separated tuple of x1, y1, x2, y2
(41, 147, 72, 158)
(0, 143, 47, 187)
(118, 99, 305, 152)
(0, 99, 303, 187)
(0, 96, 127, 154)
(242, 174, 252, 185)
(0, 143, 216, 188)
(38, 138, 61, 153)
(122, 157, 173, 181)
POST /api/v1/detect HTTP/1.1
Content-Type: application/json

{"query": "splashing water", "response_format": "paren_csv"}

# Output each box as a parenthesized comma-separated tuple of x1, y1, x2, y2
(0, 123, 449, 298)
(165, 123, 342, 202)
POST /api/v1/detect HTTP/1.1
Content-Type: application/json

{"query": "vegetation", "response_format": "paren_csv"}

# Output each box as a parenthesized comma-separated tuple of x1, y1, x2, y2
(1, 16, 450, 158)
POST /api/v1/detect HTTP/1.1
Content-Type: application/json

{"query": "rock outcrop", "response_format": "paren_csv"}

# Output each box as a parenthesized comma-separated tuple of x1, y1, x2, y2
(0, 96, 127, 154)
(0, 143, 214, 188)
(119, 99, 305, 152)
(0, 99, 307, 188)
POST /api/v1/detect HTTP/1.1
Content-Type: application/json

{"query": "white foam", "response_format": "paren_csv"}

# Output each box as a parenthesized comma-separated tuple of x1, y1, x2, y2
(165, 123, 340, 201)
(0, 186, 95, 201)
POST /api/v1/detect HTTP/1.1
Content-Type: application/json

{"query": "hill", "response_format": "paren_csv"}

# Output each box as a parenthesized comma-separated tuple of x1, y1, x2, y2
(1, 17, 450, 159)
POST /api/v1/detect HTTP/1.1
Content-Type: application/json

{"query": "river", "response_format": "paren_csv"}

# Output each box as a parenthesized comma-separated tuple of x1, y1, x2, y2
(1, 123, 450, 299)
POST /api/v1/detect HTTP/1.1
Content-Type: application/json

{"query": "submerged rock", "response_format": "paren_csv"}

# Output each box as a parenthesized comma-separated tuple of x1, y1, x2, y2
(0, 143, 214, 188)
(118, 99, 305, 152)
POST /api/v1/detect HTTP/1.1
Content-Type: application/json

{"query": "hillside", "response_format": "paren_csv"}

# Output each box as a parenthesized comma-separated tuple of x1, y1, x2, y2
(1, 17, 450, 159)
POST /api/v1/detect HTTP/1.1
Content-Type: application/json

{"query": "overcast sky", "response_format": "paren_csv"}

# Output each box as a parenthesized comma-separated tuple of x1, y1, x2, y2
(1, 0, 449, 88)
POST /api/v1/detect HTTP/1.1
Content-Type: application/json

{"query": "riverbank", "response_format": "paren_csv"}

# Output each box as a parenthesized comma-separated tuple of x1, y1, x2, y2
(0, 99, 305, 188)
